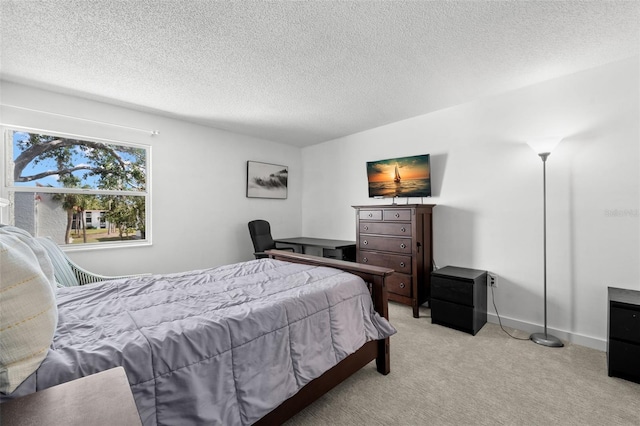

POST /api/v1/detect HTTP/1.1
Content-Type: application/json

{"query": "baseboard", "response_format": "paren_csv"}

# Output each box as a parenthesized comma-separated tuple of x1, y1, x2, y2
(486, 313, 607, 352)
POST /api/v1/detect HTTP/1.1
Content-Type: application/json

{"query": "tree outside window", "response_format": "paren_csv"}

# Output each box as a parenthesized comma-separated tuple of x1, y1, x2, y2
(3, 128, 150, 248)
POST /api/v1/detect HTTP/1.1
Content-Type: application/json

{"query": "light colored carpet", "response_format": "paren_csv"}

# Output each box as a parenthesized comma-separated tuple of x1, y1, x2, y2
(286, 302, 640, 425)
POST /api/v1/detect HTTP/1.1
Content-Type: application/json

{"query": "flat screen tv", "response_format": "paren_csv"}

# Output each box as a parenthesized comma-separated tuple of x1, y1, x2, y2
(366, 154, 431, 198)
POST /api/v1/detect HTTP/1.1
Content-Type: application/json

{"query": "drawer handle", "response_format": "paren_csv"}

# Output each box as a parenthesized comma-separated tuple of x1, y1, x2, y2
(399, 283, 406, 289)
(363, 240, 368, 245)
(400, 243, 406, 249)
(363, 225, 369, 231)
(400, 227, 406, 232)
(362, 257, 368, 263)
(368, 213, 373, 217)
(399, 262, 405, 268)
(395, 213, 400, 218)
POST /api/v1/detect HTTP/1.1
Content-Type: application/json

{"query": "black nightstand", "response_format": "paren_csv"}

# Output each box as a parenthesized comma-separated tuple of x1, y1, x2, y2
(608, 287, 640, 384)
(431, 266, 487, 335)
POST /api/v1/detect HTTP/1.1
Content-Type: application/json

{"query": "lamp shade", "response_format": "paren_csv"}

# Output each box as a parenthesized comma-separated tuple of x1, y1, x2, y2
(527, 137, 562, 155)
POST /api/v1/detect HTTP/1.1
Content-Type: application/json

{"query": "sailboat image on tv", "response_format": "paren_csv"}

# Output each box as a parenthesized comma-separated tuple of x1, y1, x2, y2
(366, 154, 431, 198)
(394, 164, 401, 183)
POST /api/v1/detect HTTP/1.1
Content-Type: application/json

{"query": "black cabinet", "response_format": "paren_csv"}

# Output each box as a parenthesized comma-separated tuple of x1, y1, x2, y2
(608, 287, 640, 384)
(431, 266, 487, 335)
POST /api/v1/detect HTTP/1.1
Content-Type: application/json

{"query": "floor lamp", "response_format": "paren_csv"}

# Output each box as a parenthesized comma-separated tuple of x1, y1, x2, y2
(527, 137, 564, 348)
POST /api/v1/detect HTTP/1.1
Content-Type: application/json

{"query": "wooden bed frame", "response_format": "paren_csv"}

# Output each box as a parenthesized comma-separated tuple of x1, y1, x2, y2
(255, 250, 394, 425)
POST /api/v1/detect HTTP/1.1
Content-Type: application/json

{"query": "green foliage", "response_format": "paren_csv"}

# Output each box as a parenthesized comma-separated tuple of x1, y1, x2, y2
(14, 131, 147, 243)
(102, 196, 142, 238)
(14, 132, 146, 192)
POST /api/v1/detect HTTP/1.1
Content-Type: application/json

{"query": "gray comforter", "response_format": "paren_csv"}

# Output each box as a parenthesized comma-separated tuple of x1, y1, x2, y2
(26, 258, 396, 425)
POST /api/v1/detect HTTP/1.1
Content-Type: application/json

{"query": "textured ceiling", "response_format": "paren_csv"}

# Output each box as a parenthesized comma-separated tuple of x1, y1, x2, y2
(1, 1, 638, 147)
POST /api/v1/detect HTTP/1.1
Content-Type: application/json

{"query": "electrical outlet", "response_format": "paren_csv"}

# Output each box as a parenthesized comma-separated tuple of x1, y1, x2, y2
(488, 273, 498, 288)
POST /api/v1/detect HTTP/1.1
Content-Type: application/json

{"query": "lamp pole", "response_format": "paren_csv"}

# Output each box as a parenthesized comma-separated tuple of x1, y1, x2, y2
(530, 152, 563, 347)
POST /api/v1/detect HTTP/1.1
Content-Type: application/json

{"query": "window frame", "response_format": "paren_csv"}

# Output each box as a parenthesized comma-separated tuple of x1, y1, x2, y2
(2, 125, 152, 251)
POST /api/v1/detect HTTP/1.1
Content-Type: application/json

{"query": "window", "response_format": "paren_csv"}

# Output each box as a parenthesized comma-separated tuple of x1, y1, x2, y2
(2, 127, 150, 249)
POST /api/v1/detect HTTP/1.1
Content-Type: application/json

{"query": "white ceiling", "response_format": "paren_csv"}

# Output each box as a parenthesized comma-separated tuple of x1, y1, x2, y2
(1, 1, 638, 147)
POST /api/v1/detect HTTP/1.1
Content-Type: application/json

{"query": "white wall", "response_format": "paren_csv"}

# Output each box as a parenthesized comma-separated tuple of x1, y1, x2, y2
(2, 58, 637, 350)
(301, 57, 640, 350)
(0, 81, 303, 275)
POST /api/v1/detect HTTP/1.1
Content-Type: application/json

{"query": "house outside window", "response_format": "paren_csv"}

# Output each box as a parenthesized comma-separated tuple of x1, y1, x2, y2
(2, 127, 151, 249)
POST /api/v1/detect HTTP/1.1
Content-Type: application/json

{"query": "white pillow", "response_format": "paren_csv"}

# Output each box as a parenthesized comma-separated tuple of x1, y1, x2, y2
(0, 228, 58, 394)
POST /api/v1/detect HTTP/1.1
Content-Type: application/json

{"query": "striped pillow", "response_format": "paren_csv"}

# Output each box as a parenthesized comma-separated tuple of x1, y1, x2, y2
(0, 228, 57, 394)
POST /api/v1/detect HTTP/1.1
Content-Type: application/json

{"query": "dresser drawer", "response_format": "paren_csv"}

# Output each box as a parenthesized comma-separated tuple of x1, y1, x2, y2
(383, 209, 412, 221)
(386, 273, 412, 297)
(359, 209, 382, 221)
(360, 221, 411, 236)
(610, 304, 640, 343)
(358, 251, 412, 274)
(431, 275, 474, 306)
(360, 235, 412, 254)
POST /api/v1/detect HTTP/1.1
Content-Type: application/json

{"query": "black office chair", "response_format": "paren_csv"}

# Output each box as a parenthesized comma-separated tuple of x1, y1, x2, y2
(248, 220, 294, 259)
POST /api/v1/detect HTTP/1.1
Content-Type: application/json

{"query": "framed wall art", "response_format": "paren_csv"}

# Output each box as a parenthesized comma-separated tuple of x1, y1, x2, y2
(246, 161, 288, 199)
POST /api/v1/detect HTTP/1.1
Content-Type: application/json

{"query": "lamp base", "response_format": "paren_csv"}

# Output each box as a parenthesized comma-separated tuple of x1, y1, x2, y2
(530, 332, 564, 347)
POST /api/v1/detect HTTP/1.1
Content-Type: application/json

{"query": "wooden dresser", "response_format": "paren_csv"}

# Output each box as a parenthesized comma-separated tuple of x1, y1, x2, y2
(353, 204, 435, 318)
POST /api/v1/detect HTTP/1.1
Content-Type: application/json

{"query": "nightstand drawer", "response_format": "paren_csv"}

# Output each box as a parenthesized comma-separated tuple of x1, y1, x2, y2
(383, 209, 411, 221)
(359, 210, 382, 220)
(358, 251, 412, 274)
(610, 304, 640, 343)
(431, 298, 475, 334)
(360, 235, 412, 254)
(360, 221, 411, 236)
(387, 273, 412, 297)
(608, 339, 640, 382)
(431, 275, 474, 306)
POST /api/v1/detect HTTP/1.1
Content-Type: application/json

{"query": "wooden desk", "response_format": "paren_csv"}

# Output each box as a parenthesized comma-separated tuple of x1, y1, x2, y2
(274, 237, 356, 261)
(0, 367, 141, 426)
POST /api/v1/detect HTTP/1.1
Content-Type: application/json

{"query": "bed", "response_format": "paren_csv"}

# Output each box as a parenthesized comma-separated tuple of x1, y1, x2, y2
(0, 226, 395, 426)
